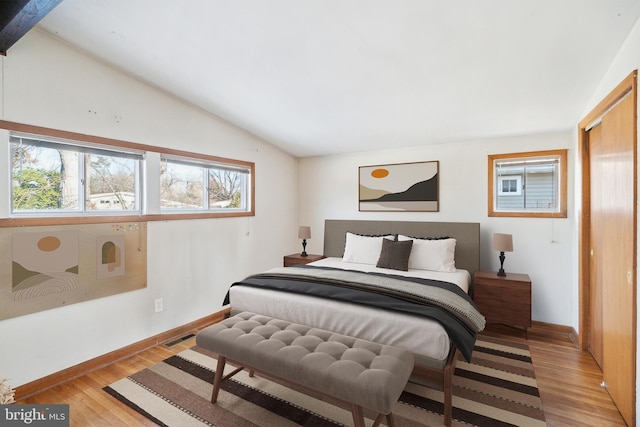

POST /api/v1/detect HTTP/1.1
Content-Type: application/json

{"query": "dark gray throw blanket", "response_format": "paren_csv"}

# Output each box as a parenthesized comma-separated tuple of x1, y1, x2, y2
(224, 265, 485, 362)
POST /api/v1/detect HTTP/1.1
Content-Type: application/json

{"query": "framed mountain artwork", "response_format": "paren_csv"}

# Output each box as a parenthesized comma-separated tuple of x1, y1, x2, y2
(359, 161, 439, 212)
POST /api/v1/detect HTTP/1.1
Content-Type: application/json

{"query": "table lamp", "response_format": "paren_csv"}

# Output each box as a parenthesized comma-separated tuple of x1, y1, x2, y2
(298, 226, 311, 257)
(492, 233, 513, 277)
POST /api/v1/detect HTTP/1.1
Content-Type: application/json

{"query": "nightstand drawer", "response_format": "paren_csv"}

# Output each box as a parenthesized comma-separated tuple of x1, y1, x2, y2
(476, 283, 529, 302)
(501, 304, 531, 326)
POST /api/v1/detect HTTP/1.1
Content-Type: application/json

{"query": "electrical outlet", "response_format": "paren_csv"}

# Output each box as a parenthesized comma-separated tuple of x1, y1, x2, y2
(154, 298, 164, 313)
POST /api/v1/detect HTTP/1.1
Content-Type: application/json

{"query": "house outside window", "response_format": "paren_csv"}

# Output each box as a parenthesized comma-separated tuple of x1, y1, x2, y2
(488, 149, 567, 218)
(498, 176, 522, 196)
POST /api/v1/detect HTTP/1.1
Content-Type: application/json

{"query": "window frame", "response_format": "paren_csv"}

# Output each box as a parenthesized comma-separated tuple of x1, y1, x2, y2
(488, 149, 567, 218)
(0, 120, 255, 227)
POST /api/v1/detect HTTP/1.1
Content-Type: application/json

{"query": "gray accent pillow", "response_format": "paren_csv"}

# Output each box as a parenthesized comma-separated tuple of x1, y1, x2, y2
(376, 238, 413, 271)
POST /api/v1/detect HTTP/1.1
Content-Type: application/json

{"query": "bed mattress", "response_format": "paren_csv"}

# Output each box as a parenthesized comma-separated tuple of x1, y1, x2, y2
(228, 258, 472, 363)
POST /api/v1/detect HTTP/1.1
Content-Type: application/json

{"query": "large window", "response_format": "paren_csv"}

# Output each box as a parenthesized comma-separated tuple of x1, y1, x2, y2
(11, 134, 142, 215)
(488, 149, 567, 218)
(160, 155, 250, 212)
(1, 121, 255, 225)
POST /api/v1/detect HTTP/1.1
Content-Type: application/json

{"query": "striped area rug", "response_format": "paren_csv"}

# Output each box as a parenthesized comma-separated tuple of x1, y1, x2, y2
(104, 336, 546, 426)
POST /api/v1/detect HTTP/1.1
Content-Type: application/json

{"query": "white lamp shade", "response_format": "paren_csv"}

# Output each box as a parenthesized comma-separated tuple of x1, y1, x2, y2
(492, 233, 513, 252)
(298, 226, 311, 239)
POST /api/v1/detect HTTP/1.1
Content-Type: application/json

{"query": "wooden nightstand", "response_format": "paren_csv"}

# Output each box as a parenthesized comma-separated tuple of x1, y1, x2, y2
(283, 253, 325, 267)
(473, 270, 532, 338)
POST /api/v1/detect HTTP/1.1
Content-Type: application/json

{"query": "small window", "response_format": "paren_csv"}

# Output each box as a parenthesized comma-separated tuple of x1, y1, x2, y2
(160, 155, 250, 212)
(10, 133, 142, 215)
(488, 149, 567, 218)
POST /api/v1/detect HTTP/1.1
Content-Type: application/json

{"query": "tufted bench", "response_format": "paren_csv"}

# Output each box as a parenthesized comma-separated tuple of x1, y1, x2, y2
(196, 311, 415, 427)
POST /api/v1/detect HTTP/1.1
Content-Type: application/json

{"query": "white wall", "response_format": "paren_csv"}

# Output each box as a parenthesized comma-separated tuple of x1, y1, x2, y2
(299, 130, 574, 326)
(0, 29, 299, 387)
(580, 14, 640, 420)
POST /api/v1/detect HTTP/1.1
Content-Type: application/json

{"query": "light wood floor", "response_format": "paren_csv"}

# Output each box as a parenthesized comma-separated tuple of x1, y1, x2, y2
(17, 324, 627, 427)
(486, 325, 627, 427)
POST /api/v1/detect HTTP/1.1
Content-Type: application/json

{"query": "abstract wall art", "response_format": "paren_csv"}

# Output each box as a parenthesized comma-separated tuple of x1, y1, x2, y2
(359, 161, 439, 212)
(96, 235, 125, 280)
(0, 222, 147, 320)
(12, 230, 79, 301)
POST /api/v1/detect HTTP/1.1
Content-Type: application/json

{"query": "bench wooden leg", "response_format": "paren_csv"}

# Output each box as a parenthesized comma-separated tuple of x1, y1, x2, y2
(211, 356, 226, 403)
(371, 413, 394, 427)
(386, 413, 395, 427)
(351, 404, 365, 427)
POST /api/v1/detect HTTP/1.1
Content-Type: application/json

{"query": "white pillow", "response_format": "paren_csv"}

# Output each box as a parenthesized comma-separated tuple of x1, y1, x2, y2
(397, 235, 456, 272)
(342, 232, 395, 265)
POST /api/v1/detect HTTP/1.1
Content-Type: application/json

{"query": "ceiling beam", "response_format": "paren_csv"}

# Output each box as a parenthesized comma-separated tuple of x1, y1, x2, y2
(0, 0, 63, 55)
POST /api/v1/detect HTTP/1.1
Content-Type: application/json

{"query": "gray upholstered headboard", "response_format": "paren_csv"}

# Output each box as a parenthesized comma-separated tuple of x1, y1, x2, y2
(323, 219, 480, 290)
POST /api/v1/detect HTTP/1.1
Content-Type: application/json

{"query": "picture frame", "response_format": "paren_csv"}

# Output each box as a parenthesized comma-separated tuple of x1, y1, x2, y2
(359, 160, 439, 212)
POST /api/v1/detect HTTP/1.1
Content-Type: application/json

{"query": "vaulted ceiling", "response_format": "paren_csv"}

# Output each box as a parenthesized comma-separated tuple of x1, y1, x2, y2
(26, 1, 640, 157)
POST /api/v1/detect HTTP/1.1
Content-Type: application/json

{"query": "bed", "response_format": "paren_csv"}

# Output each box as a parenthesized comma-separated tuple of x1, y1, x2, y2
(225, 219, 484, 426)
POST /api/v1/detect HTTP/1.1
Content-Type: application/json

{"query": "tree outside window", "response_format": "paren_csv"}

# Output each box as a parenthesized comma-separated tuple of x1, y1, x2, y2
(160, 156, 249, 211)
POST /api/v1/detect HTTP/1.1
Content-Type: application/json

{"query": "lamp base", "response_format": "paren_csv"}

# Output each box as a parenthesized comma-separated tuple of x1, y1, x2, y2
(301, 239, 308, 257)
(497, 251, 506, 276)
